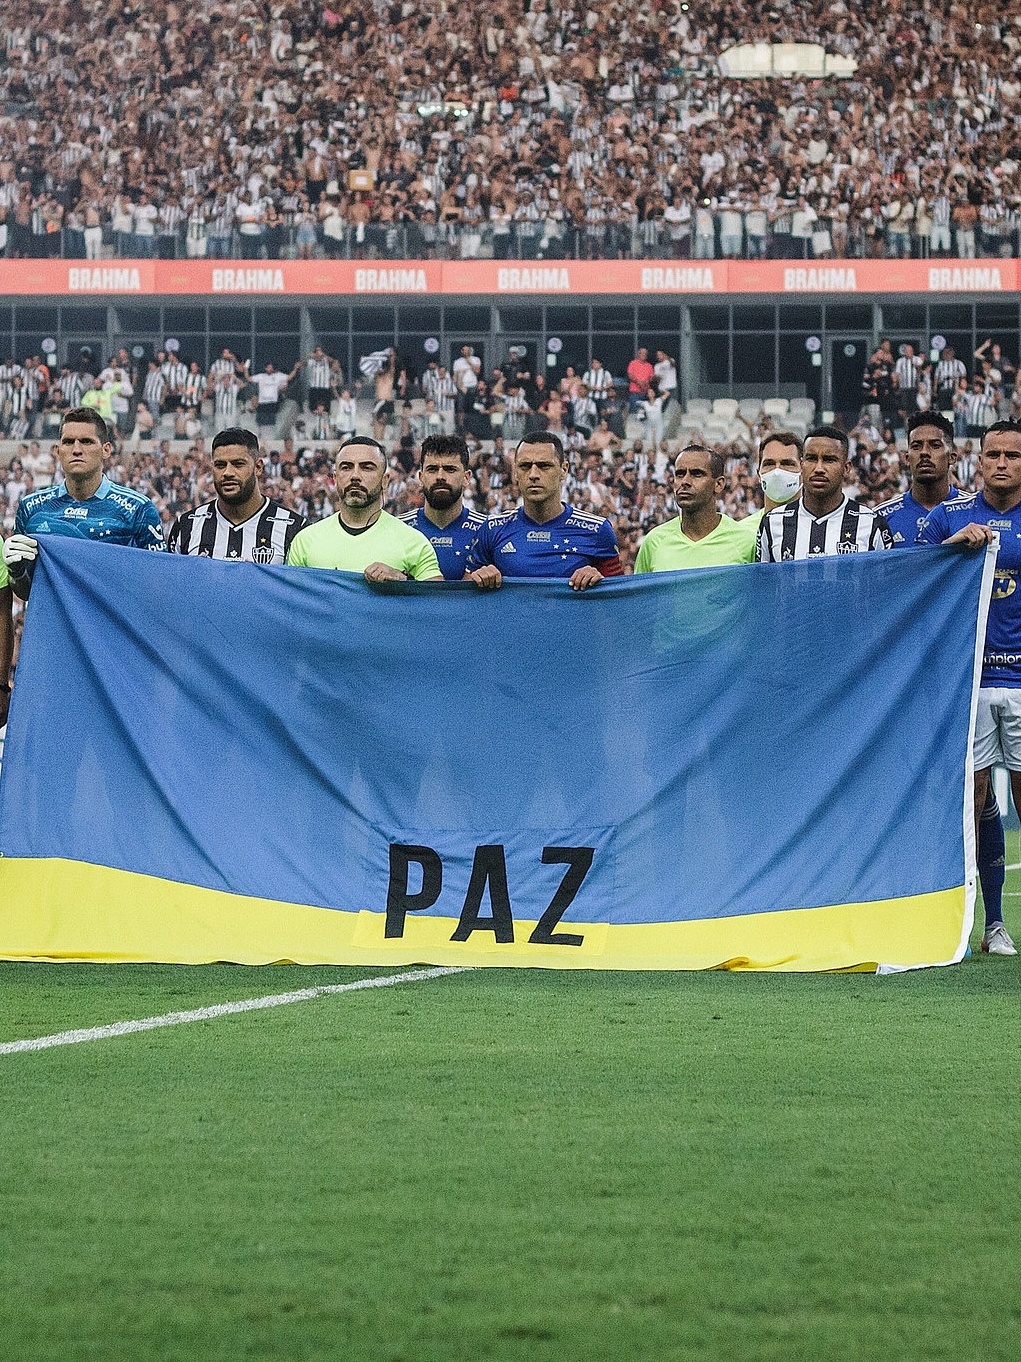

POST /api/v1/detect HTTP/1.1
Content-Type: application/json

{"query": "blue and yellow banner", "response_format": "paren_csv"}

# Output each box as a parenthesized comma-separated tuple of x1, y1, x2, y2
(0, 536, 992, 970)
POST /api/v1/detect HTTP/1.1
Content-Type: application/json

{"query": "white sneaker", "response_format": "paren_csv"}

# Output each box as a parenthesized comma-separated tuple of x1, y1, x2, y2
(981, 922, 1017, 956)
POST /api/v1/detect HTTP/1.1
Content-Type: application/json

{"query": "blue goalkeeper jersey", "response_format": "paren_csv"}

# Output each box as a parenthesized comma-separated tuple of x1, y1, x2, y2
(398, 505, 486, 581)
(877, 486, 965, 547)
(13, 476, 165, 588)
(919, 491, 1021, 687)
(465, 504, 622, 579)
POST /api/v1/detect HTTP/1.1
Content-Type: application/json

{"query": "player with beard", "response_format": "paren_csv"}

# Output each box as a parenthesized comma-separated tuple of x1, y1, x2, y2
(286, 436, 442, 582)
(398, 435, 485, 580)
(877, 410, 965, 546)
(167, 427, 307, 563)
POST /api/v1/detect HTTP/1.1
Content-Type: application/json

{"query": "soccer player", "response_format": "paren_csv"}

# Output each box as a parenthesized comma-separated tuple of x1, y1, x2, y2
(398, 435, 485, 581)
(634, 443, 755, 572)
(286, 437, 441, 583)
(757, 425, 894, 560)
(744, 431, 803, 537)
(465, 433, 622, 591)
(878, 410, 964, 546)
(918, 420, 1021, 955)
(877, 409, 1007, 941)
(0, 545, 11, 728)
(2, 407, 164, 599)
(167, 427, 307, 564)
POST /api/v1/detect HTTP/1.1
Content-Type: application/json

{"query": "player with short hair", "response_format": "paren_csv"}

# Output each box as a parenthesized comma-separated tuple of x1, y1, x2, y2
(876, 410, 1007, 944)
(465, 432, 623, 591)
(0, 547, 11, 728)
(168, 427, 307, 563)
(2, 407, 164, 599)
(918, 420, 1021, 955)
(398, 434, 485, 581)
(286, 437, 442, 583)
(757, 425, 894, 560)
(634, 442, 755, 572)
(744, 431, 804, 537)
(878, 411, 964, 545)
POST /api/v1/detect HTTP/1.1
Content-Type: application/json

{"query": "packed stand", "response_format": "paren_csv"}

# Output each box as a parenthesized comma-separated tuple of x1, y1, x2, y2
(1, 2, 1021, 262)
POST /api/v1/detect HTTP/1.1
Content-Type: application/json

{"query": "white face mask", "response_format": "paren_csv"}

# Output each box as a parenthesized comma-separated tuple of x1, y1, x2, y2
(761, 467, 802, 504)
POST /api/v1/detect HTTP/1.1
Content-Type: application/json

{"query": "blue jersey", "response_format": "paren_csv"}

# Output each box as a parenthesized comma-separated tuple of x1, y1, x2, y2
(398, 505, 485, 581)
(465, 504, 622, 579)
(877, 487, 965, 548)
(13, 476, 164, 589)
(919, 492, 1021, 687)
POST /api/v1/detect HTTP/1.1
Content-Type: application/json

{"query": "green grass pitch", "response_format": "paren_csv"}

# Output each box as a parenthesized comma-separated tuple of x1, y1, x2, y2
(2, 846, 1021, 1362)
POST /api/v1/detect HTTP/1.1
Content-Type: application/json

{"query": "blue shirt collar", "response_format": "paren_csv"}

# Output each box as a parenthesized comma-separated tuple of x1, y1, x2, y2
(58, 474, 111, 500)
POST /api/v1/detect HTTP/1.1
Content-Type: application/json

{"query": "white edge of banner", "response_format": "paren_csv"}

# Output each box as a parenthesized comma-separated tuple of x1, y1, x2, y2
(878, 539, 998, 976)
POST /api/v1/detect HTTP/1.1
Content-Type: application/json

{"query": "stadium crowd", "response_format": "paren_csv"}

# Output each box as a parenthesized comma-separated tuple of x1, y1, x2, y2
(1, 2, 1021, 260)
(2, 331, 1019, 577)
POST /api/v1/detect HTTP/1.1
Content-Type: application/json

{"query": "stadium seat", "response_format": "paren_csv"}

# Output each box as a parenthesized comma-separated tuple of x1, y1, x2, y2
(711, 398, 740, 420)
(685, 399, 712, 418)
(762, 397, 790, 419)
(738, 398, 763, 423)
(789, 397, 816, 422)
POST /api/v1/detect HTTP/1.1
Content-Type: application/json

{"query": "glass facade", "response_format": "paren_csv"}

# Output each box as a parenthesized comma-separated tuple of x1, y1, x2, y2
(2, 297, 1016, 415)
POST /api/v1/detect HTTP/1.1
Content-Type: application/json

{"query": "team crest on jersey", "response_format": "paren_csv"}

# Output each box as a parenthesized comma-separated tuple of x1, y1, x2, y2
(251, 546, 275, 564)
(993, 574, 1017, 600)
(837, 541, 858, 553)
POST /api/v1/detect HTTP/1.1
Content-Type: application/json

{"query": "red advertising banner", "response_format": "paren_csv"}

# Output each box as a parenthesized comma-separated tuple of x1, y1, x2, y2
(0, 258, 1016, 298)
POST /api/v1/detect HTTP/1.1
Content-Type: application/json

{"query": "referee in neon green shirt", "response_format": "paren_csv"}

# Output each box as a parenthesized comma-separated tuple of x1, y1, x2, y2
(634, 443, 755, 573)
(286, 437, 442, 582)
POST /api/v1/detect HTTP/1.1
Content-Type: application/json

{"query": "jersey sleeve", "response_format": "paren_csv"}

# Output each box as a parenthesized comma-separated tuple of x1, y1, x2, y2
(592, 518, 623, 575)
(405, 533, 442, 581)
(285, 530, 310, 567)
(166, 518, 183, 553)
(755, 515, 772, 563)
(464, 521, 495, 573)
(282, 514, 309, 556)
(134, 500, 167, 551)
(917, 504, 951, 545)
(633, 536, 652, 575)
(872, 513, 894, 550)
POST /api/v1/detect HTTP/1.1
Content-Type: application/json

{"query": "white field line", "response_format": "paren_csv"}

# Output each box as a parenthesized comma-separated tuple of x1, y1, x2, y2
(0, 966, 471, 1057)
(1007, 862, 1021, 871)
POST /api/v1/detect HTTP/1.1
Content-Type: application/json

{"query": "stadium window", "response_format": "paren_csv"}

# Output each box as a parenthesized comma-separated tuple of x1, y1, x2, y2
(880, 304, 927, 332)
(732, 332, 774, 386)
(928, 304, 974, 332)
(688, 305, 729, 331)
(975, 303, 1021, 332)
(396, 306, 442, 334)
(309, 307, 351, 334)
(592, 304, 635, 331)
(60, 307, 107, 332)
(691, 332, 729, 386)
(779, 305, 822, 331)
(823, 304, 873, 331)
(595, 336, 639, 380)
(636, 305, 682, 332)
(208, 333, 252, 368)
(442, 305, 490, 332)
(778, 333, 823, 405)
(732, 305, 775, 330)
(210, 306, 253, 333)
(14, 306, 59, 334)
(351, 307, 396, 335)
(546, 306, 590, 331)
(171, 335, 207, 368)
(396, 336, 437, 381)
(496, 307, 536, 331)
(251, 333, 301, 372)
(162, 307, 206, 333)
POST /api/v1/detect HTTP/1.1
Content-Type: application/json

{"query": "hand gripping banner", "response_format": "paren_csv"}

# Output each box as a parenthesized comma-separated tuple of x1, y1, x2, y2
(0, 537, 993, 971)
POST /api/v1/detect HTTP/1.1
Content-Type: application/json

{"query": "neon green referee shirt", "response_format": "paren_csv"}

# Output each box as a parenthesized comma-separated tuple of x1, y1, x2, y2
(633, 513, 756, 573)
(0, 537, 8, 590)
(286, 511, 441, 580)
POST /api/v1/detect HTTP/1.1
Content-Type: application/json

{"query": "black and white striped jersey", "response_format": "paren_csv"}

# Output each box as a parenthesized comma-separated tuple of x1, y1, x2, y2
(167, 497, 307, 564)
(757, 495, 894, 561)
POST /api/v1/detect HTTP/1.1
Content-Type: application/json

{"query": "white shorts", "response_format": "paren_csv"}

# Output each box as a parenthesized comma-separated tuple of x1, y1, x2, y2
(975, 687, 1021, 770)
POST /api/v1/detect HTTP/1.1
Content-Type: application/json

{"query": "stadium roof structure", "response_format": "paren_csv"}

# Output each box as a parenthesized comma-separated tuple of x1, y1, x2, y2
(718, 42, 858, 80)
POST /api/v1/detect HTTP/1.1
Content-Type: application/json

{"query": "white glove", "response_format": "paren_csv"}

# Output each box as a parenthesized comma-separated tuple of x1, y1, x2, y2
(2, 535, 39, 568)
